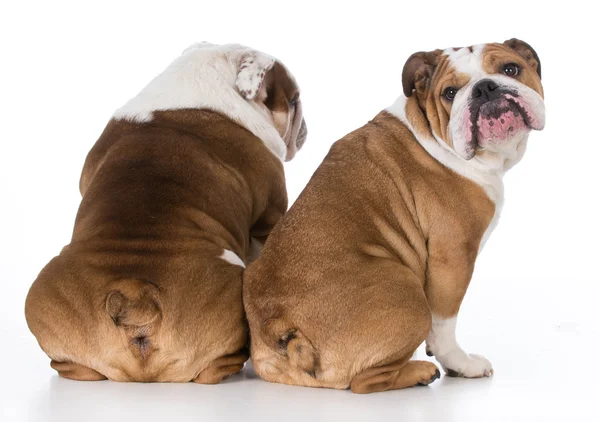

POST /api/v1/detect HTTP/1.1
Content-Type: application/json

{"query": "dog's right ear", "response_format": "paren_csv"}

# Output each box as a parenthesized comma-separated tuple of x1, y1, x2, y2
(235, 52, 276, 101)
(235, 52, 306, 161)
(402, 50, 443, 98)
(503, 38, 542, 79)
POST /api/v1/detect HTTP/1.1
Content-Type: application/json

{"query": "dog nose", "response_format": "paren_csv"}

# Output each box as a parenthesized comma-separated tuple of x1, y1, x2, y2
(472, 79, 499, 100)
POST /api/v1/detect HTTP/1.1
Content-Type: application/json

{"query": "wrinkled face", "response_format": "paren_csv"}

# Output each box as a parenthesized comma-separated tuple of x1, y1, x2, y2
(403, 39, 545, 160)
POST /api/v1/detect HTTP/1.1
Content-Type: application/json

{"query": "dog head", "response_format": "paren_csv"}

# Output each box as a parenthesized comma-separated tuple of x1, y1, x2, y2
(182, 43, 307, 161)
(115, 42, 307, 162)
(402, 39, 544, 161)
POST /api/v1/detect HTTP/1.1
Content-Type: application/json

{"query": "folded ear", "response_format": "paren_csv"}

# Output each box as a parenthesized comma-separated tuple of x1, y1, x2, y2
(236, 52, 306, 161)
(402, 49, 443, 98)
(503, 38, 541, 79)
(235, 52, 276, 100)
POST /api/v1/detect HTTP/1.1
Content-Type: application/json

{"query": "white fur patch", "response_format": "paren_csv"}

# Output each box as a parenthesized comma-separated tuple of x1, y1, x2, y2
(219, 249, 245, 268)
(113, 43, 287, 161)
(426, 316, 493, 378)
(444, 45, 485, 76)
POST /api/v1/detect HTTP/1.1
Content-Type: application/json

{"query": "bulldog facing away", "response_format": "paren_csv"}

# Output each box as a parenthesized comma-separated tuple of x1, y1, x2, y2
(25, 43, 306, 382)
(243, 39, 545, 393)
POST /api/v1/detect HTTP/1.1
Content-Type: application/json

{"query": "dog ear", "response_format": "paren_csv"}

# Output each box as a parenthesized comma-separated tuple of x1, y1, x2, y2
(402, 49, 443, 98)
(235, 52, 276, 100)
(236, 52, 306, 161)
(503, 38, 541, 79)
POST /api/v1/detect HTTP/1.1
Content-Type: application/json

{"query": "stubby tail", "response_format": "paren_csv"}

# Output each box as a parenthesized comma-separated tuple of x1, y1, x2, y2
(105, 279, 162, 328)
(261, 318, 319, 377)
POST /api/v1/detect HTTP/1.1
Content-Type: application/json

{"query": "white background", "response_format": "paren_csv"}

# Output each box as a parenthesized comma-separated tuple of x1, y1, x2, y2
(1, 1, 599, 421)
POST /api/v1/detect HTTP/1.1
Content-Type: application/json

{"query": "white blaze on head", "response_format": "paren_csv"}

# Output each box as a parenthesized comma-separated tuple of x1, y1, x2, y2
(443, 46, 486, 160)
(444, 44, 486, 76)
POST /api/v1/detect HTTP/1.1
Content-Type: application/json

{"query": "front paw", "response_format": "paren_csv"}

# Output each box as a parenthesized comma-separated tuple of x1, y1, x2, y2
(438, 350, 493, 378)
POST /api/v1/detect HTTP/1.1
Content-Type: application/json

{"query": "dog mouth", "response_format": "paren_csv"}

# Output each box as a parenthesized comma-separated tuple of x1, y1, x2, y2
(470, 96, 531, 146)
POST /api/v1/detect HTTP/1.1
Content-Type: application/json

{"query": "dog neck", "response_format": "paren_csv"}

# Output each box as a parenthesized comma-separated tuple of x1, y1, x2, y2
(385, 95, 530, 206)
(112, 50, 287, 161)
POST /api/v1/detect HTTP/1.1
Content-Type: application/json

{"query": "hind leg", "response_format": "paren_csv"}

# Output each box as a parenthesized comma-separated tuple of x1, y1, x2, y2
(51, 361, 107, 381)
(193, 350, 249, 384)
(350, 353, 440, 394)
(26, 260, 113, 382)
(247, 260, 438, 391)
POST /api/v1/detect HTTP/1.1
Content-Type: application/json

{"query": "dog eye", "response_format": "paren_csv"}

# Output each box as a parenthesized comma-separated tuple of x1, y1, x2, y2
(290, 93, 300, 106)
(503, 63, 520, 77)
(443, 87, 458, 101)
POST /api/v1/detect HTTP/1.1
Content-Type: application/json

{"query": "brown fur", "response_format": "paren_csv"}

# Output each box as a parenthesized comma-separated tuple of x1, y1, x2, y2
(483, 43, 543, 96)
(25, 109, 288, 382)
(243, 111, 494, 392)
(402, 52, 464, 148)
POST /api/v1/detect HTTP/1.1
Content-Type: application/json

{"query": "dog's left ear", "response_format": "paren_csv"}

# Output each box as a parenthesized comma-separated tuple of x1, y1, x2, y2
(503, 38, 542, 79)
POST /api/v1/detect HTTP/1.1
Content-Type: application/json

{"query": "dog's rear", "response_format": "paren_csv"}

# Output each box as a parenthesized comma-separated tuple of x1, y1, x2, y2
(25, 249, 248, 382)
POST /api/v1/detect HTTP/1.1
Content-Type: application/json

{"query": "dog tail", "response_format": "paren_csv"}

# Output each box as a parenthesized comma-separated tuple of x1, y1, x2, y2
(261, 318, 320, 377)
(105, 279, 162, 328)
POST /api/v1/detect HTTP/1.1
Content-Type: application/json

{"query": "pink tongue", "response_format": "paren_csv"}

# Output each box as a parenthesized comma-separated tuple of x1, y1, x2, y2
(477, 98, 527, 142)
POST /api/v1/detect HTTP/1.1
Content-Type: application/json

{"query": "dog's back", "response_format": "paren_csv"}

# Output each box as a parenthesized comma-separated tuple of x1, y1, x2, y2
(26, 110, 285, 381)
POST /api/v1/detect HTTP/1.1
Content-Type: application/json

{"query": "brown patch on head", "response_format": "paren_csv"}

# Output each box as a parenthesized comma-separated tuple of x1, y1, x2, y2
(428, 61, 472, 147)
(237, 57, 307, 161)
(503, 38, 541, 78)
(482, 40, 543, 97)
(403, 49, 472, 147)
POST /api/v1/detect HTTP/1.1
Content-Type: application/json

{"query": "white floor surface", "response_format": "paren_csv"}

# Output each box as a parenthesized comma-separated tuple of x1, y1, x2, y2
(2, 304, 597, 421)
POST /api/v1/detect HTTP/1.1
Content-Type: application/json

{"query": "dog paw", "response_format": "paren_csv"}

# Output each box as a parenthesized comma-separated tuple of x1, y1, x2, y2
(50, 361, 107, 381)
(417, 365, 441, 386)
(438, 350, 493, 378)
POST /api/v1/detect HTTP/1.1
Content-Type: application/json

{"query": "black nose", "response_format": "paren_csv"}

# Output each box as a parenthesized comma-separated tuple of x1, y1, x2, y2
(472, 79, 499, 100)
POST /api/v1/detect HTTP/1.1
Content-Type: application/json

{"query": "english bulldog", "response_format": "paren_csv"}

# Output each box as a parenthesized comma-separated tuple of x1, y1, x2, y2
(25, 42, 306, 382)
(243, 38, 544, 393)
